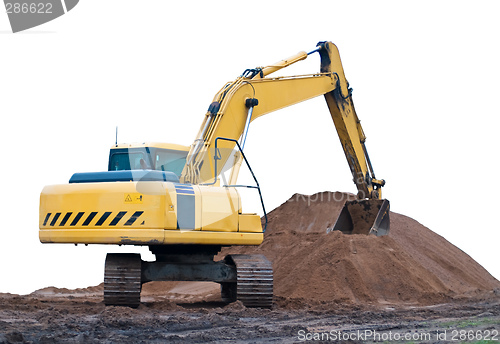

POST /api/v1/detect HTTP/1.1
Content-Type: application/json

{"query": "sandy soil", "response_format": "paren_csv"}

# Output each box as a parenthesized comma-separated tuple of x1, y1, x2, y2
(220, 192, 500, 306)
(0, 287, 499, 343)
(1, 191, 499, 343)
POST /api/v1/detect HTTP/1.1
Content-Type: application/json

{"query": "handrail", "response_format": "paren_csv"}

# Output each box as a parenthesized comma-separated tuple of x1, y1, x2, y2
(202, 137, 268, 232)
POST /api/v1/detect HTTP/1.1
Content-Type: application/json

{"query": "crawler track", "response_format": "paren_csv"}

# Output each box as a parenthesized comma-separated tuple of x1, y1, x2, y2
(103, 253, 142, 307)
(228, 254, 273, 308)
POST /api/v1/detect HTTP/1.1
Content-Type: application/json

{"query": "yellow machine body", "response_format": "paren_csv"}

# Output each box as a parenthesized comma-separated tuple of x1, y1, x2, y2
(39, 41, 389, 250)
(39, 181, 263, 245)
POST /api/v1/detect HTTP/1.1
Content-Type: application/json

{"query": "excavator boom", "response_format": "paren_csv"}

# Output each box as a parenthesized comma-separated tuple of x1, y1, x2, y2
(181, 41, 389, 235)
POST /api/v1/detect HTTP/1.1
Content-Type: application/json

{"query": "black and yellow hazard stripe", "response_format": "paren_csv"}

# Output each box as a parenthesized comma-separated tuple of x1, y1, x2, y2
(42, 211, 144, 227)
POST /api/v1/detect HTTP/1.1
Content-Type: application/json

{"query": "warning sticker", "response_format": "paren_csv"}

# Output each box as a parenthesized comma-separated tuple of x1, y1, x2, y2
(124, 193, 144, 204)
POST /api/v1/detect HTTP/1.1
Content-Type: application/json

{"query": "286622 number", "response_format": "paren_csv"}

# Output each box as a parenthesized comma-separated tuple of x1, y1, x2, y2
(5, 3, 53, 14)
(450, 329, 498, 341)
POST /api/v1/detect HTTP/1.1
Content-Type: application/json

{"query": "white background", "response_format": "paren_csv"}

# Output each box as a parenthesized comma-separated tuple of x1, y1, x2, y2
(1, 1, 499, 294)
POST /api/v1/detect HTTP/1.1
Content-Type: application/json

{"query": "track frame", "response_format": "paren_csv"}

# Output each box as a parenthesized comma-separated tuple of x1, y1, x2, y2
(103, 246, 273, 308)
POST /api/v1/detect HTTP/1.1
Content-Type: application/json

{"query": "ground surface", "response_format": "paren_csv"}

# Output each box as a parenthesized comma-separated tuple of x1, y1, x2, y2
(0, 288, 499, 343)
(2, 192, 500, 343)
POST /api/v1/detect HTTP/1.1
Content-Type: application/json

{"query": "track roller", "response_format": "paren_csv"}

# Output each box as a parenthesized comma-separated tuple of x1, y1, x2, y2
(223, 254, 273, 308)
(104, 253, 142, 307)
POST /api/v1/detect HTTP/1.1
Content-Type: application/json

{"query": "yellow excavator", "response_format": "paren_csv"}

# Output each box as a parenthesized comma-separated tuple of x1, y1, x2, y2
(39, 41, 389, 308)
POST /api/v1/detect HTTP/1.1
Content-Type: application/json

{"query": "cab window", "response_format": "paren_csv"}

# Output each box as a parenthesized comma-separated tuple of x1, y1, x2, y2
(109, 152, 146, 170)
(155, 150, 187, 177)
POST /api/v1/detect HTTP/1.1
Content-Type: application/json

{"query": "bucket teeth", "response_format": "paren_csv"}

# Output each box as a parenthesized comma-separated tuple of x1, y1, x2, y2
(330, 199, 390, 236)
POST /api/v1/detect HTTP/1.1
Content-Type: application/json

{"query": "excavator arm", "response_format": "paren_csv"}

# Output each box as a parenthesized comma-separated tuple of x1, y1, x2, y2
(318, 42, 386, 200)
(181, 41, 385, 204)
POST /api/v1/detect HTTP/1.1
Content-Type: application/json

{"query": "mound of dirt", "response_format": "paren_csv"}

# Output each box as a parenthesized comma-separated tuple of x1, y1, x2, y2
(221, 191, 500, 306)
(31, 284, 103, 296)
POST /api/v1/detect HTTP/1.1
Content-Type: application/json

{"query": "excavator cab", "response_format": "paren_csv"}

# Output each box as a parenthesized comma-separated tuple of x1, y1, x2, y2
(108, 143, 189, 178)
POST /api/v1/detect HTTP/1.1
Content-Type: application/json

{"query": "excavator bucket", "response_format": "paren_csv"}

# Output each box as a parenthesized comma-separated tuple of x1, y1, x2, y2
(330, 199, 390, 236)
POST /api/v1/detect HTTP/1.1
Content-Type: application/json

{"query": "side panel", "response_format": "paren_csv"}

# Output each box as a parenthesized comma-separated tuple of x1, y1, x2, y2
(39, 182, 172, 244)
(40, 182, 262, 245)
(239, 213, 262, 233)
(173, 184, 196, 230)
(198, 186, 240, 232)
